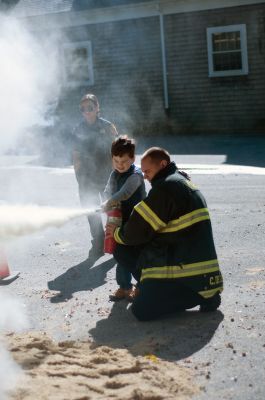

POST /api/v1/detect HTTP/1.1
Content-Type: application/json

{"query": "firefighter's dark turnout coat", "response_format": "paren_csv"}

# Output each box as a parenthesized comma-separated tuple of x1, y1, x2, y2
(114, 162, 223, 299)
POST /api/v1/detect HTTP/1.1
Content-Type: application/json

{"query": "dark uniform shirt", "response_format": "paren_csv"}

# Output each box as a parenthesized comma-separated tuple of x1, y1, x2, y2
(72, 117, 117, 189)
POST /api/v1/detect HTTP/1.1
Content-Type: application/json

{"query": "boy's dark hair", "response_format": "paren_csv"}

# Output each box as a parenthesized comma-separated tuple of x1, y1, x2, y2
(141, 147, 171, 164)
(111, 136, 135, 158)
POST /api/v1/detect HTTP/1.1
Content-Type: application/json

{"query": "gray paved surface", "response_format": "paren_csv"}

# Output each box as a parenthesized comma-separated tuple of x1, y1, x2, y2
(1, 135, 265, 399)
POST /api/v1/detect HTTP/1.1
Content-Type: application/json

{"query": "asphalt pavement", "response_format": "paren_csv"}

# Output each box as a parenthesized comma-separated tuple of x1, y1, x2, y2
(1, 134, 265, 400)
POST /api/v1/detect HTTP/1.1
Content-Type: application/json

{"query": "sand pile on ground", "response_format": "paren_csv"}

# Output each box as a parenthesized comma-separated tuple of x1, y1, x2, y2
(5, 332, 199, 400)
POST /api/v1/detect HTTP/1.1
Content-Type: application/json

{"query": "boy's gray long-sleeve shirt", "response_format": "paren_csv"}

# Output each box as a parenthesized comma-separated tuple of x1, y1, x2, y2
(104, 171, 143, 205)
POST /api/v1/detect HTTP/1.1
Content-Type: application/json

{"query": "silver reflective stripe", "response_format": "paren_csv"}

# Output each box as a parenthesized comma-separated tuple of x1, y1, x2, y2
(135, 201, 166, 231)
(159, 208, 210, 233)
(140, 259, 219, 281)
(114, 227, 125, 244)
(199, 287, 223, 298)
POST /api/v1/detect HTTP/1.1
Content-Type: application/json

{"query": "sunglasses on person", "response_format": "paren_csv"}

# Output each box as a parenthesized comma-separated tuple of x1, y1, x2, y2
(80, 105, 95, 113)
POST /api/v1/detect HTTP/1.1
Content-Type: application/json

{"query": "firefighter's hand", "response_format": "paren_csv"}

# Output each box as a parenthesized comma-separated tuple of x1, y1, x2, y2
(101, 200, 120, 212)
(105, 223, 116, 238)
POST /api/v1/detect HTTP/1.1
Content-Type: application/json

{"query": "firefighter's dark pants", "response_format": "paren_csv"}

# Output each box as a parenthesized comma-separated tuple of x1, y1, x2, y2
(114, 244, 204, 321)
(132, 280, 204, 321)
(77, 175, 104, 250)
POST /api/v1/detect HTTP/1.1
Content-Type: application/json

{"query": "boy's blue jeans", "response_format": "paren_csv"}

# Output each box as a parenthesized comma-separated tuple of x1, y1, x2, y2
(113, 244, 142, 284)
(114, 243, 136, 290)
(116, 263, 132, 290)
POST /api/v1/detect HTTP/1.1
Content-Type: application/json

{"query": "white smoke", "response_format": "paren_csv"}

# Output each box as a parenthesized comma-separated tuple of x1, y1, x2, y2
(0, 345, 21, 400)
(0, 293, 28, 334)
(0, 14, 61, 154)
(0, 204, 99, 241)
(0, 13, 83, 400)
(0, 292, 29, 400)
(0, 203, 101, 398)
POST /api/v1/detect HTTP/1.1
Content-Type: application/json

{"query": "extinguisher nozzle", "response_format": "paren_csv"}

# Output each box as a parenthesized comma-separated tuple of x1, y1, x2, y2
(84, 207, 102, 216)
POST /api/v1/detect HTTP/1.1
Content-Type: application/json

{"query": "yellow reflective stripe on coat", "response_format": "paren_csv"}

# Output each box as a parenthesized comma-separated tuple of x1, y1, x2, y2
(140, 259, 219, 282)
(114, 227, 125, 245)
(135, 201, 166, 231)
(159, 208, 210, 233)
(199, 287, 223, 299)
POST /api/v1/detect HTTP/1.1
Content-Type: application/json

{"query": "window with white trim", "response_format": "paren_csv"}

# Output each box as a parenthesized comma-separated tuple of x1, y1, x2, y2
(62, 41, 94, 86)
(207, 24, 248, 77)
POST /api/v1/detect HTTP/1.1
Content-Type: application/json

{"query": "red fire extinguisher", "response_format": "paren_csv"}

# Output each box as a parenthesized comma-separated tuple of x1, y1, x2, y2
(104, 207, 122, 254)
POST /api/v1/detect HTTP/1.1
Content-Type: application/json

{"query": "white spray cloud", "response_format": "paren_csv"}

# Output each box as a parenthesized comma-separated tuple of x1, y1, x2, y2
(0, 14, 61, 154)
(0, 203, 100, 398)
(0, 14, 74, 400)
(0, 345, 21, 399)
(0, 292, 29, 400)
(0, 292, 28, 333)
(0, 204, 100, 241)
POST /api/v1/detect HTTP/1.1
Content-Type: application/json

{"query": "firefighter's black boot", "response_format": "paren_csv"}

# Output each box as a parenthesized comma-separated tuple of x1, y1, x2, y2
(200, 293, 221, 312)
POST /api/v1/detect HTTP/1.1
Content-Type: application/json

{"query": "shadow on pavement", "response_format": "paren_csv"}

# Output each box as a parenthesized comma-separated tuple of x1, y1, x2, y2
(137, 135, 265, 168)
(47, 256, 116, 303)
(28, 135, 265, 168)
(89, 301, 224, 362)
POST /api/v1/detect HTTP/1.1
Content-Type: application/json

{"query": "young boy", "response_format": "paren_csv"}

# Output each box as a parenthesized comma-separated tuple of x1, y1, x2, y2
(102, 136, 146, 302)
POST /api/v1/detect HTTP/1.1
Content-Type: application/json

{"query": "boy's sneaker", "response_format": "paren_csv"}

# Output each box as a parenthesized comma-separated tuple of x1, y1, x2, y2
(109, 288, 127, 301)
(126, 286, 140, 303)
(200, 293, 221, 312)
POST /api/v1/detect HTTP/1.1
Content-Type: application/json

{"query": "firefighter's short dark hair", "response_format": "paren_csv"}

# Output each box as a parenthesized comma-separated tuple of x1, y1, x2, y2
(111, 136, 135, 158)
(141, 147, 171, 164)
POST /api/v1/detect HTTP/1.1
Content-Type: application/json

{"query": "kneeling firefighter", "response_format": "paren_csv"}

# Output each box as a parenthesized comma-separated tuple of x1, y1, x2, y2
(106, 147, 223, 321)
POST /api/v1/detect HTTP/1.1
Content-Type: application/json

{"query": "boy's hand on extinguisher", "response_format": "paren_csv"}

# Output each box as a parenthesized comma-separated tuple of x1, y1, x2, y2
(105, 223, 117, 238)
(101, 200, 109, 212)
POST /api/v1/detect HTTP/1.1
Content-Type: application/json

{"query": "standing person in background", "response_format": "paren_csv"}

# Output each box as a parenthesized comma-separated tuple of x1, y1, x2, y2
(72, 94, 118, 261)
(106, 147, 223, 321)
(102, 136, 146, 302)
